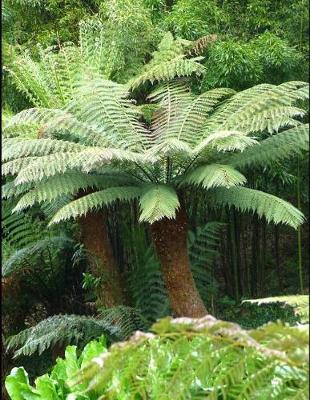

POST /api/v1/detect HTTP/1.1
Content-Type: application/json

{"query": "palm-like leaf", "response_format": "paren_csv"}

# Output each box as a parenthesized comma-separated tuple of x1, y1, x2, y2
(139, 185, 180, 224)
(49, 187, 142, 225)
(207, 187, 304, 229)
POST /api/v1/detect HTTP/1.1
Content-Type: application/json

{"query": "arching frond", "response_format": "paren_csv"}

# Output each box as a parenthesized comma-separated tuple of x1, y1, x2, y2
(2, 181, 34, 199)
(208, 187, 305, 229)
(67, 78, 149, 150)
(12, 173, 137, 212)
(139, 184, 180, 224)
(2, 157, 39, 177)
(3, 138, 87, 162)
(49, 186, 141, 224)
(157, 88, 235, 146)
(181, 164, 246, 189)
(6, 307, 146, 358)
(13, 147, 150, 184)
(130, 56, 205, 90)
(2, 236, 73, 278)
(226, 124, 309, 169)
(14, 153, 78, 183)
(129, 31, 205, 90)
(148, 82, 193, 141)
(201, 81, 309, 138)
(194, 130, 258, 154)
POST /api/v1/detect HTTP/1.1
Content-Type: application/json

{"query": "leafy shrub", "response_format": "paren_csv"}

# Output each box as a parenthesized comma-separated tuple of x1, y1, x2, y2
(243, 295, 309, 324)
(5, 336, 106, 400)
(69, 316, 309, 399)
(6, 317, 309, 399)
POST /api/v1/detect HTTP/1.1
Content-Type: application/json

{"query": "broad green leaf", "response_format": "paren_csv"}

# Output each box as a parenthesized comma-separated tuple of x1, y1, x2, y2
(5, 368, 40, 400)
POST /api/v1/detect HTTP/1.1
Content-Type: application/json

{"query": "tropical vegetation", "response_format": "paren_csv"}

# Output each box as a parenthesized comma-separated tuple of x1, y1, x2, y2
(2, 0, 309, 399)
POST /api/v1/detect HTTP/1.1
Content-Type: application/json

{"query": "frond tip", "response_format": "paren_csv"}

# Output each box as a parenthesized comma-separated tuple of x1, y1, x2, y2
(49, 186, 141, 225)
(208, 187, 305, 229)
(139, 185, 180, 224)
(181, 164, 246, 189)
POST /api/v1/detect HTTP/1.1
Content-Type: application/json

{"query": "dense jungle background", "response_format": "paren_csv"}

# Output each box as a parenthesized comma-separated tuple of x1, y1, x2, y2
(2, 0, 309, 399)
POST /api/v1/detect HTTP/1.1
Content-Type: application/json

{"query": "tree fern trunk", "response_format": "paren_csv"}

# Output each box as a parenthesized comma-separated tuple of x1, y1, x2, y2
(150, 207, 207, 317)
(79, 211, 126, 307)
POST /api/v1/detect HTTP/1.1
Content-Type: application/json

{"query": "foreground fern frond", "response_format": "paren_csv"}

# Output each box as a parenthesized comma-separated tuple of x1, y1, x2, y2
(69, 316, 309, 400)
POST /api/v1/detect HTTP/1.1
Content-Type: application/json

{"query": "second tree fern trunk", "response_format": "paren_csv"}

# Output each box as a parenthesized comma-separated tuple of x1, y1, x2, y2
(79, 212, 126, 307)
(150, 207, 207, 317)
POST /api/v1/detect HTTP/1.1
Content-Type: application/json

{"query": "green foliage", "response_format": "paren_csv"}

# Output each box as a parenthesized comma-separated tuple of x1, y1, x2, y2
(2, 236, 73, 278)
(129, 32, 205, 89)
(243, 295, 309, 324)
(202, 38, 263, 90)
(164, 0, 226, 40)
(3, 78, 308, 230)
(188, 222, 224, 305)
(5, 336, 106, 400)
(217, 296, 302, 329)
(68, 316, 309, 399)
(6, 307, 146, 358)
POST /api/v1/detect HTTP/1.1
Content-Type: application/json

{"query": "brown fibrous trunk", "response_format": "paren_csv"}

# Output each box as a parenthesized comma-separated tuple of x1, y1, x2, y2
(79, 211, 126, 308)
(150, 207, 207, 318)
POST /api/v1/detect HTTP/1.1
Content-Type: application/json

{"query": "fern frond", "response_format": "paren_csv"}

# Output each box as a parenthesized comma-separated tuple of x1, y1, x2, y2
(3, 108, 67, 133)
(226, 124, 309, 169)
(2, 202, 43, 249)
(67, 78, 149, 150)
(208, 187, 305, 229)
(194, 130, 258, 154)
(189, 222, 224, 304)
(181, 164, 246, 189)
(13, 173, 141, 212)
(2, 181, 34, 199)
(49, 186, 142, 224)
(2, 236, 73, 277)
(2, 157, 40, 177)
(158, 88, 235, 146)
(3, 139, 87, 162)
(14, 153, 78, 183)
(128, 245, 170, 324)
(148, 82, 193, 141)
(6, 307, 146, 358)
(130, 56, 205, 90)
(139, 184, 180, 224)
(71, 316, 308, 399)
(202, 82, 309, 137)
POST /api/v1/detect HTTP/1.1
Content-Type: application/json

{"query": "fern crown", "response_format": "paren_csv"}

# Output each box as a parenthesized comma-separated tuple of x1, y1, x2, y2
(3, 33, 309, 228)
